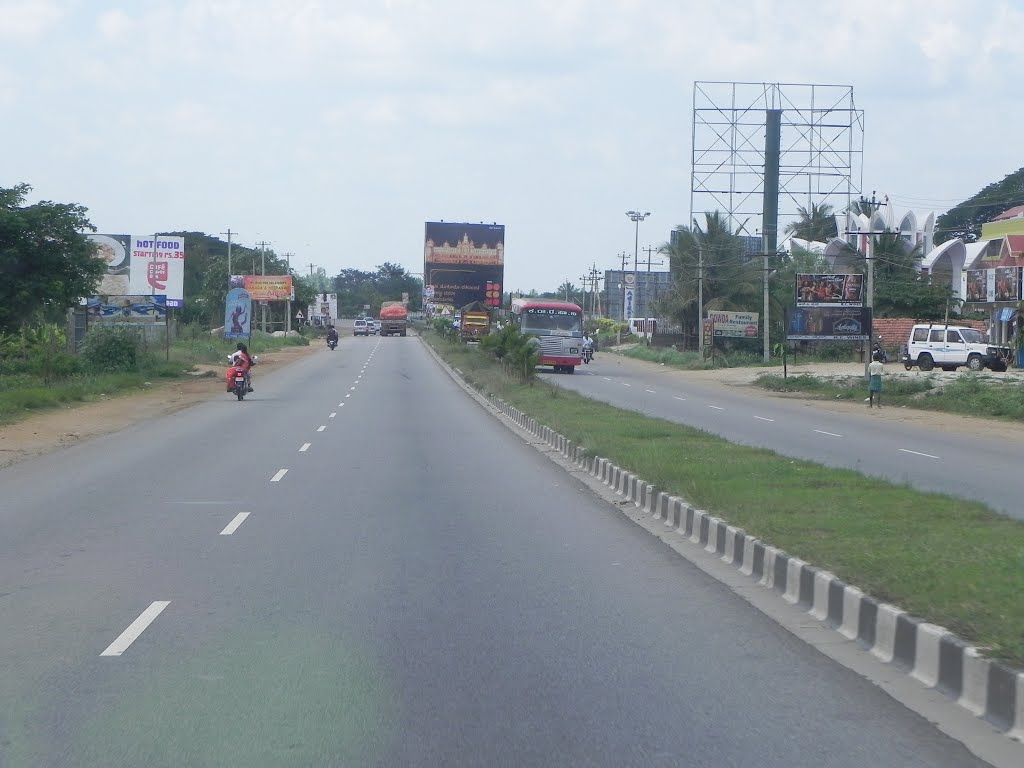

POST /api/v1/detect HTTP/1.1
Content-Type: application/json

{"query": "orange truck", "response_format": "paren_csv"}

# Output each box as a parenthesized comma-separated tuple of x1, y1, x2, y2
(379, 302, 408, 337)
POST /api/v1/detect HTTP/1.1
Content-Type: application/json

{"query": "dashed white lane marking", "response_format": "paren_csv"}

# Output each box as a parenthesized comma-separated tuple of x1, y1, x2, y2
(317, 426, 326, 432)
(645, 389, 656, 394)
(329, 412, 337, 418)
(754, 416, 775, 422)
(814, 429, 842, 438)
(219, 512, 250, 536)
(622, 383, 632, 387)
(899, 448, 941, 459)
(100, 601, 170, 657)
(270, 469, 288, 482)
(299, 443, 311, 452)
(338, 402, 345, 407)
(603, 377, 612, 381)
(673, 396, 687, 401)
(350, 386, 357, 391)
(708, 405, 724, 410)
(345, 393, 351, 398)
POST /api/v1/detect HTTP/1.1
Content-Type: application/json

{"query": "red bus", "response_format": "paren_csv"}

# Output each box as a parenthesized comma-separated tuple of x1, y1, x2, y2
(510, 298, 584, 373)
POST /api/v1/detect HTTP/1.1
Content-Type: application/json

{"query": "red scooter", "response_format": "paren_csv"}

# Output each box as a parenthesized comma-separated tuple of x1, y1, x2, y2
(225, 354, 257, 401)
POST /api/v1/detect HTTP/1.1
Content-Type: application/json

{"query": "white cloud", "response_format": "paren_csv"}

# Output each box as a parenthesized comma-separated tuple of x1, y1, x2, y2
(0, 0, 62, 40)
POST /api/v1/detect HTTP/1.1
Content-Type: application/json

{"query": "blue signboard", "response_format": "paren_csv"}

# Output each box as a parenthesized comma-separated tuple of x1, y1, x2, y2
(224, 288, 252, 340)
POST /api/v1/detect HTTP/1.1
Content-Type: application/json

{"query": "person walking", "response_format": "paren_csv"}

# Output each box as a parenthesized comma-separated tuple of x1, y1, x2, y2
(867, 351, 884, 408)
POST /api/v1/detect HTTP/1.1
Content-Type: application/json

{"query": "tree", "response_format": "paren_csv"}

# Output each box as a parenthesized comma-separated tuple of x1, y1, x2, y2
(655, 212, 761, 347)
(869, 233, 952, 318)
(784, 202, 837, 242)
(0, 184, 103, 332)
(935, 166, 1024, 244)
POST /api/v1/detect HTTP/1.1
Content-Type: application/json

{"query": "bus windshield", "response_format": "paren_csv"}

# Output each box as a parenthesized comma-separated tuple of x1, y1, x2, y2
(521, 309, 583, 337)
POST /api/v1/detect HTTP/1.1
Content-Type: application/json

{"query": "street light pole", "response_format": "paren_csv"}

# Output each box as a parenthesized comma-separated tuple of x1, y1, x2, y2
(626, 210, 651, 337)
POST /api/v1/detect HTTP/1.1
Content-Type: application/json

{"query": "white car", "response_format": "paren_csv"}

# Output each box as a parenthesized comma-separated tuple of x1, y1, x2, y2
(904, 324, 1011, 372)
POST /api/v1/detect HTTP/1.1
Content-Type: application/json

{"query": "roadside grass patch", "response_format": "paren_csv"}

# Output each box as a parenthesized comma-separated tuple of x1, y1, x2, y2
(425, 332, 1024, 667)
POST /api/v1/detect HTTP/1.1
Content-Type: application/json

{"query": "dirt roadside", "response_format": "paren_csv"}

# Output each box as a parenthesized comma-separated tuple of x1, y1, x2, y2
(0, 344, 319, 470)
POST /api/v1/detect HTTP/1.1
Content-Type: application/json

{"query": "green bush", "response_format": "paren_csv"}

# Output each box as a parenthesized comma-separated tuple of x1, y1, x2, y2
(480, 325, 539, 381)
(82, 325, 143, 372)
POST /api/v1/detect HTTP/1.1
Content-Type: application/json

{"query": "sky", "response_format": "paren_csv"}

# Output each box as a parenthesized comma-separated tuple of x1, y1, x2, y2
(4, 0, 1024, 293)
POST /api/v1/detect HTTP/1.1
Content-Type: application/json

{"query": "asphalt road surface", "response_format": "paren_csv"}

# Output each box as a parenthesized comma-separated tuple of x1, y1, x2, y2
(0, 336, 998, 766)
(549, 355, 1023, 519)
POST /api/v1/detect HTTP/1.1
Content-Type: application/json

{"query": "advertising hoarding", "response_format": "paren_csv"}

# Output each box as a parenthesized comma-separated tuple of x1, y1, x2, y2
(424, 222, 504, 311)
(795, 273, 864, 306)
(966, 270, 988, 302)
(88, 234, 132, 296)
(85, 294, 167, 321)
(708, 310, 759, 338)
(787, 307, 872, 340)
(128, 235, 185, 307)
(994, 267, 1020, 302)
(243, 275, 294, 301)
(224, 288, 252, 339)
(307, 293, 338, 326)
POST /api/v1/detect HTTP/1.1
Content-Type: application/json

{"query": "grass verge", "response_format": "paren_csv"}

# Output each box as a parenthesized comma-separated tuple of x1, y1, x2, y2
(425, 332, 1024, 667)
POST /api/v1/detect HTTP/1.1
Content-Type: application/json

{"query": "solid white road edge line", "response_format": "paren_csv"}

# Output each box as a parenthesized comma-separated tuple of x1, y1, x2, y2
(270, 469, 288, 482)
(814, 429, 843, 437)
(899, 448, 941, 459)
(299, 443, 311, 452)
(100, 601, 170, 657)
(219, 512, 250, 535)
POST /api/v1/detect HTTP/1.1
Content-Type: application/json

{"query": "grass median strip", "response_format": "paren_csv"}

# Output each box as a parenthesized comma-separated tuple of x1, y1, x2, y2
(426, 334, 1024, 667)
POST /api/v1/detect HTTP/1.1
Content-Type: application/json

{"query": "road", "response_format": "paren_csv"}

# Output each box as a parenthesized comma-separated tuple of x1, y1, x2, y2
(0, 336, 999, 766)
(548, 354, 1023, 518)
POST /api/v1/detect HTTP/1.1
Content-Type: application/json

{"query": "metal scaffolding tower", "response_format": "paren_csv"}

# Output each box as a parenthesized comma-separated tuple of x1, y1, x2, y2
(690, 81, 865, 239)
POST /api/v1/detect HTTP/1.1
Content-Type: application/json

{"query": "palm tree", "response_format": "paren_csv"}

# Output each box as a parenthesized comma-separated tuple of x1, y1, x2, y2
(784, 202, 837, 242)
(657, 212, 761, 347)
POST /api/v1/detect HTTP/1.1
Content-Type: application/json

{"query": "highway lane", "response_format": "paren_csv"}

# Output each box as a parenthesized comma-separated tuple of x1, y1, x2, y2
(0, 336, 998, 766)
(550, 355, 1024, 518)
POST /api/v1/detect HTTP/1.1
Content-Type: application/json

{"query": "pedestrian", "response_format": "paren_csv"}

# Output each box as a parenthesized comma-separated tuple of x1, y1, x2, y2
(867, 351, 883, 408)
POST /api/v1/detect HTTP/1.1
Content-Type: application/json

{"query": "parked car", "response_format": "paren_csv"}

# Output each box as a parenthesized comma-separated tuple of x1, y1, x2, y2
(903, 323, 1011, 372)
(353, 319, 369, 336)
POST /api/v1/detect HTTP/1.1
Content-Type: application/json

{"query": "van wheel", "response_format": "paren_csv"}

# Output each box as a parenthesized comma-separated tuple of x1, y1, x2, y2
(967, 354, 984, 372)
(917, 353, 934, 371)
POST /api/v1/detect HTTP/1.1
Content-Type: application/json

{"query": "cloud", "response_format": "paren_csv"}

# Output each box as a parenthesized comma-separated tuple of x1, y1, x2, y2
(0, 0, 62, 41)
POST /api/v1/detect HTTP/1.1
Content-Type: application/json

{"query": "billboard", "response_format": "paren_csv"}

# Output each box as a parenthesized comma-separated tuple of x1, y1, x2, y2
(88, 234, 132, 296)
(242, 275, 294, 301)
(308, 293, 338, 326)
(708, 311, 759, 338)
(128, 235, 186, 307)
(424, 222, 504, 311)
(787, 307, 872, 340)
(85, 294, 167, 321)
(224, 288, 252, 339)
(994, 267, 1020, 302)
(796, 273, 864, 306)
(966, 270, 988, 302)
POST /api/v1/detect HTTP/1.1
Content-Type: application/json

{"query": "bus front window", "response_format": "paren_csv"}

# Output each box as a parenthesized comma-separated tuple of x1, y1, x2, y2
(523, 311, 582, 337)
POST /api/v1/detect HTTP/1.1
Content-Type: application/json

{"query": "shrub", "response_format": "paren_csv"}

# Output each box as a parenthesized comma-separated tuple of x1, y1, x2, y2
(82, 325, 143, 372)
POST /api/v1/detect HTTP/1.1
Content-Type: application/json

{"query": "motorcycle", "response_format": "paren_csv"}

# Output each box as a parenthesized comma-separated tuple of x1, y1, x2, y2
(871, 336, 887, 364)
(225, 354, 257, 400)
(583, 346, 594, 364)
(327, 336, 338, 351)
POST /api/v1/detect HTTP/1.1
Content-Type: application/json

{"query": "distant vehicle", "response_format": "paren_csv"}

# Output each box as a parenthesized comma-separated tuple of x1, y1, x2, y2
(510, 298, 584, 374)
(459, 302, 491, 342)
(379, 302, 408, 337)
(353, 319, 369, 337)
(903, 323, 1011, 372)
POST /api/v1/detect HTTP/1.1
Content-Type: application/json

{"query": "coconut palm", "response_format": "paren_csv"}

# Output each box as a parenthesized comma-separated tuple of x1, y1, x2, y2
(784, 202, 837, 242)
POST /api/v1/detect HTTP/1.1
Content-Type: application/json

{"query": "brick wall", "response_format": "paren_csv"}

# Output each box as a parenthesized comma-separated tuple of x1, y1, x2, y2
(873, 317, 988, 355)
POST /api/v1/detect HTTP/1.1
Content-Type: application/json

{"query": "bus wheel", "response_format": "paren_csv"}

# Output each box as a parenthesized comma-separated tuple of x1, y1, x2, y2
(567, 366, 575, 374)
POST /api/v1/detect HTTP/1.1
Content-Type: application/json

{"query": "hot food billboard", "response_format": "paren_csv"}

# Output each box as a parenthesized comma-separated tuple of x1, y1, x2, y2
(795, 273, 864, 307)
(424, 222, 504, 310)
(88, 234, 186, 307)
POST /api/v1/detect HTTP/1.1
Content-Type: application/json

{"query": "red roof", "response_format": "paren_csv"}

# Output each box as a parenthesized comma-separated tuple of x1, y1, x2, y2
(1006, 235, 1024, 254)
(993, 205, 1024, 221)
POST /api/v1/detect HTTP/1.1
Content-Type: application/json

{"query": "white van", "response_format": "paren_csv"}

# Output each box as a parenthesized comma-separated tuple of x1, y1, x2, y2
(903, 324, 1011, 372)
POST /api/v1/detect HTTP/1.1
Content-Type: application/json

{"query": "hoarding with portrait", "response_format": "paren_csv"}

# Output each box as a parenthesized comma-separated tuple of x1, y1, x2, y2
(965, 269, 988, 302)
(795, 273, 864, 306)
(424, 221, 505, 312)
(224, 288, 252, 339)
(993, 267, 1020, 302)
(787, 307, 872, 340)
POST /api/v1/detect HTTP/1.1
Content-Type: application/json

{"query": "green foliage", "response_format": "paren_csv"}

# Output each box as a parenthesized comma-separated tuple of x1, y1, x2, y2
(81, 325, 143, 372)
(935, 166, 1024, 244)
(332, 263, 422, 317)
(0, 184, 103, 332)
(478, 325, 539, 381)
(0, 323, 82, 381)
(784, 202, 837, 242)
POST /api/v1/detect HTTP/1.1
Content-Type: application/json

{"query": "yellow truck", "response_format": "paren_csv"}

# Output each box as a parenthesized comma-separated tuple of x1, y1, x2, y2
(459, 302, 491, 342)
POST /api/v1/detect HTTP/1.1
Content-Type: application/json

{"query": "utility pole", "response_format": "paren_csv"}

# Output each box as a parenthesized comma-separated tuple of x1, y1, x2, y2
(220, 229, 235, 284)
(639, 245, 665, 330)
(626, 211, 651, 327)
(618, 251, 629, 321)
(698, 242, 705, 357)
(256, 240, 271, 333)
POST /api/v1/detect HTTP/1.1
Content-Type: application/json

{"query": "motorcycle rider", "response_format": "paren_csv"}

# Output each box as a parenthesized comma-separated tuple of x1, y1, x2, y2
(231, 342, 254, 392)
(582, 333, 594, 362)
(326, 325, 339, 347)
